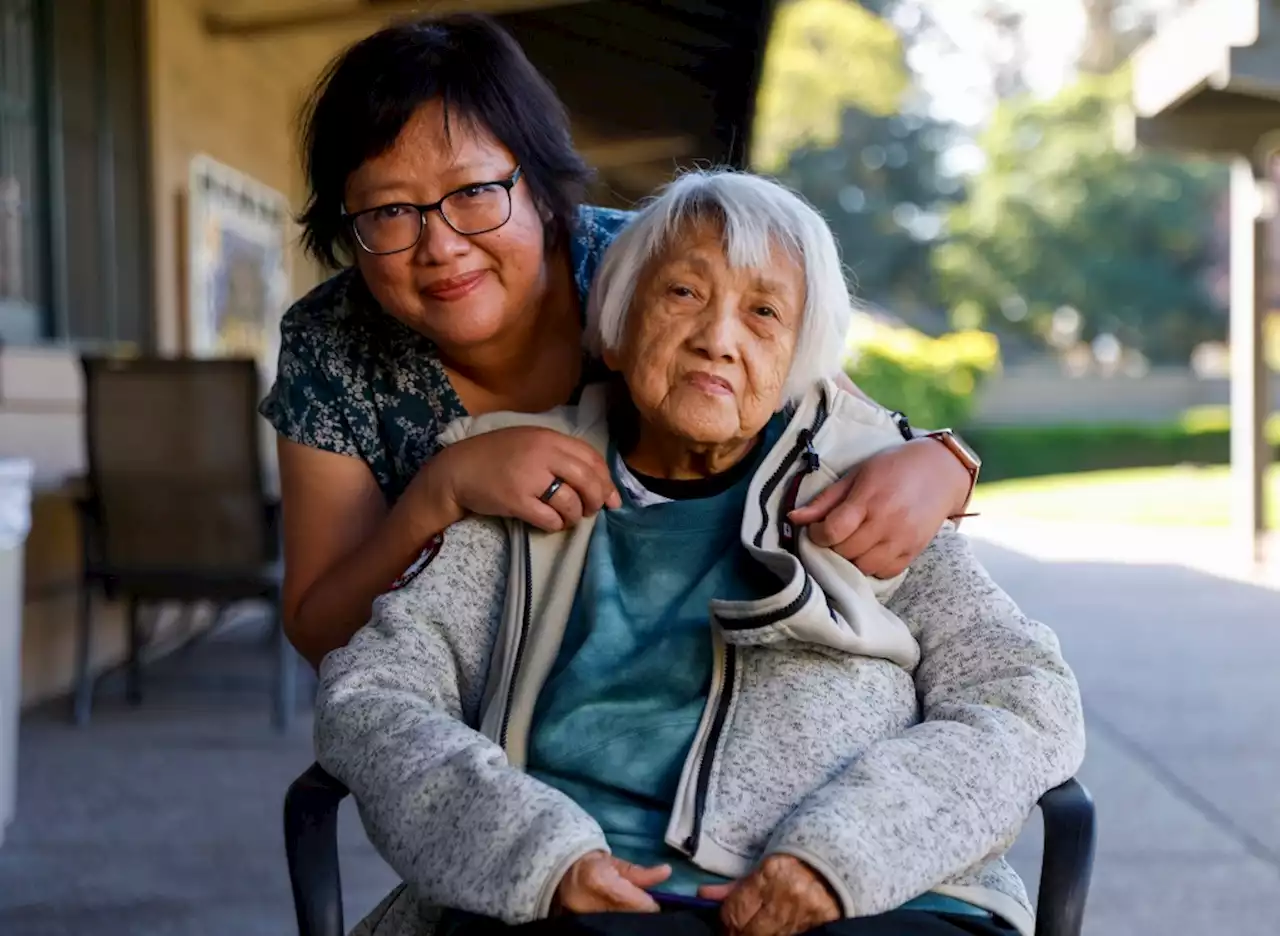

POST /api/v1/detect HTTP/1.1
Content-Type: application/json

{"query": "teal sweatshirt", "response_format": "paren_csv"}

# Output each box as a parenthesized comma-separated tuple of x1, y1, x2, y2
(527, 435, 768, 894)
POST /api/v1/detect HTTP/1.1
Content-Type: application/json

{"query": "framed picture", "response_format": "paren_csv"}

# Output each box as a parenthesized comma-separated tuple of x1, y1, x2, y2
(187, 155, 292, 381)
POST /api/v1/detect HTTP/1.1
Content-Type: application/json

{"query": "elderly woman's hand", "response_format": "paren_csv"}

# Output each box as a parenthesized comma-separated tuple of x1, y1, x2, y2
(697, 855, 840, 936)
(789, 436, 972, 579)
(553, 852, 670, 915)
(424, 426, 622, 534)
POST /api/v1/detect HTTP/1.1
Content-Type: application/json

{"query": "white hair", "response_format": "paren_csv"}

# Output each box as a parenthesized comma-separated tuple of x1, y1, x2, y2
(586, 168, 853, 402)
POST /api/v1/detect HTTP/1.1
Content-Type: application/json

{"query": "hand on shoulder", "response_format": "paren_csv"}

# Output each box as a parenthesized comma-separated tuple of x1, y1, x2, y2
(416, 426, 621, 535)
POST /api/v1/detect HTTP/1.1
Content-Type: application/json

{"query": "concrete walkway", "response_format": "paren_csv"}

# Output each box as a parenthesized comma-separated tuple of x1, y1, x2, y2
(0, 624, 399, 936)
(969, 520, 1280, 935)
(2, 523, 1278, 935)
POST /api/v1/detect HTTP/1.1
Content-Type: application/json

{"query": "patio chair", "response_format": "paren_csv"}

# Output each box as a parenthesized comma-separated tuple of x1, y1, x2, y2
(73, 355, 297, 731)
(282, 762, 1096, 936)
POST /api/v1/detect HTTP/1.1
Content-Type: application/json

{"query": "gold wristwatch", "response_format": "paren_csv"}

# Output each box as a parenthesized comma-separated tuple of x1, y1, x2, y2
(923, 429, 981, 519)
(889, 411, 981, 519)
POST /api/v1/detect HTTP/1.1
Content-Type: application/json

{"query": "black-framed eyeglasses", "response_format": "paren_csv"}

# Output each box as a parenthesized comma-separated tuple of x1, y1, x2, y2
(344, 166, 523, 256)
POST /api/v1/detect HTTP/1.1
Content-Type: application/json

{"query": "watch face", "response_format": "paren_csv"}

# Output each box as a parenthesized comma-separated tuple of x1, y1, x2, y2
(933, 430, 981, 470)
(951, 433, 981, 468)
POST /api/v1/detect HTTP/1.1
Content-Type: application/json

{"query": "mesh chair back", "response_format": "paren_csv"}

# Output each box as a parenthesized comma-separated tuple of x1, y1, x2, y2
(81, 356, 272, 573)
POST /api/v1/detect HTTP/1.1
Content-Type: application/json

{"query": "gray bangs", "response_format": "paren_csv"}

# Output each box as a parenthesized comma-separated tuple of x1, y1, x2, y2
(644, 183, 806, 275)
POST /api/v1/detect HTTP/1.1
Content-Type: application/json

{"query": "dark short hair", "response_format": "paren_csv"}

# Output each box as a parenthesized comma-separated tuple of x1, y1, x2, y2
(297, 14, 593, 269)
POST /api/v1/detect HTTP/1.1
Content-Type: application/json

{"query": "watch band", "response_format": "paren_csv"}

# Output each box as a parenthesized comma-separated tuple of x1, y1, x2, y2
(922, 429, 981, 520)
(887, 411, 981, 521)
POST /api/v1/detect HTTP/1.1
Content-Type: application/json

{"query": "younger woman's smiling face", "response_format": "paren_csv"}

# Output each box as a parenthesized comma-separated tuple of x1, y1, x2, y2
(343, 99, 549, 356)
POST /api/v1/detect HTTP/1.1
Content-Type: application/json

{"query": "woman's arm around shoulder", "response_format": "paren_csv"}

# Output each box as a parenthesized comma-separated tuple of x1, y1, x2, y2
(263, 282, 463, 667)
(277, 436, 460, 668)
(316, 515, 609, 924)
(789, 373, 977, 579)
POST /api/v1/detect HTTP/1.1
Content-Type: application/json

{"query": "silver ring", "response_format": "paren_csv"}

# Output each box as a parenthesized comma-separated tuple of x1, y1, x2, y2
(538, 477, 565, 504)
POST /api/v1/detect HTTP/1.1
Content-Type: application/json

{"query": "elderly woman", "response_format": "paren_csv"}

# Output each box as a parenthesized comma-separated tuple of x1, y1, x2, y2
(261, 14, 982, 669)
(316, 171, 1085, 936)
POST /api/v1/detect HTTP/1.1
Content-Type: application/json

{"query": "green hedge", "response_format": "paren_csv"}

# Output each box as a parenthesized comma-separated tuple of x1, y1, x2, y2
(846, 327, 1000, 431)
(965, 409, 1280, 483)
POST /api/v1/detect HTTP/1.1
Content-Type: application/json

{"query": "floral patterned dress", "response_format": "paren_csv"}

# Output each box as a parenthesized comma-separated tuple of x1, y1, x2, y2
(260, 205, 634, 505)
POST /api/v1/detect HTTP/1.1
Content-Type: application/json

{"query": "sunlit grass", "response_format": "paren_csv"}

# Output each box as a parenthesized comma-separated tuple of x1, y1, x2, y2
(973, 464, 1280, 527)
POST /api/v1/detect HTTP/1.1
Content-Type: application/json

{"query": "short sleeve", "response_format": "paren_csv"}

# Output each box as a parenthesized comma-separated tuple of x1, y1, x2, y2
(570, 205, 635, 308)
(259, 308, 362, 459)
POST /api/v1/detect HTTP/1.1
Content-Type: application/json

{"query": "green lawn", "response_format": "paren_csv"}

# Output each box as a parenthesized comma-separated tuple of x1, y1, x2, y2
(973, 464, 1280, 527)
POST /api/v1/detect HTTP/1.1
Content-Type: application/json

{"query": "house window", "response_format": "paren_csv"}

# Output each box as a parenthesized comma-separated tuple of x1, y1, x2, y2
(0, 0, 42, 344)
(0, 0, 149, 348)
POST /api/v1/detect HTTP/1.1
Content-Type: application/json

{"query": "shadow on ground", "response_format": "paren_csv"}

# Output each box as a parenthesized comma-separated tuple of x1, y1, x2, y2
(974, 538, 1280, 936)
(2, 540, 1278, 935)
(0, 619, 397, 936)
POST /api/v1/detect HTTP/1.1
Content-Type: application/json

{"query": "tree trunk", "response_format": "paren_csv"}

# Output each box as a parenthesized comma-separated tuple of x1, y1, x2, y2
(1078, 0, 1119, 74)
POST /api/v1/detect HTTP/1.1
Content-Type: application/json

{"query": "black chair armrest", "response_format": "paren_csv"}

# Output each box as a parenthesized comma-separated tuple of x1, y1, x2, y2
(284, 762, 350, 936)
(1035, 778, 1096, 936)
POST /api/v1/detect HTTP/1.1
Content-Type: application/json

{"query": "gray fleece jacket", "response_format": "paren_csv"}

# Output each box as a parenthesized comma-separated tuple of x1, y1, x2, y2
(315, 379, 1086, 936)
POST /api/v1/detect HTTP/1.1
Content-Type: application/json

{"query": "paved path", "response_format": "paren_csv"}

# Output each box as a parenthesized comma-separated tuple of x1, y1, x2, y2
(2, 523, 1278, 935)
(970, 520, 1280, 935)
(0, 627, 399, 936)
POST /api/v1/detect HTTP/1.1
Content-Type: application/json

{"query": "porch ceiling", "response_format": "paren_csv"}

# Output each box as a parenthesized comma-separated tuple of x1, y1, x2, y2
(202, 0, 776, 206)
(203, 0, 593, 39)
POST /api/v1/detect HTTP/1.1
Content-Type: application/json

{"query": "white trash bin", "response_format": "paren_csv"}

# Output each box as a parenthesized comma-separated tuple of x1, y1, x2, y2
(0, 458, 33, 848)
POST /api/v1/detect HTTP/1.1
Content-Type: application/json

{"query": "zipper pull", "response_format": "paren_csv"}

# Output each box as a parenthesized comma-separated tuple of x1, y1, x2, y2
(780, 478, 802, 549)
(779, 431, 821, 553)
(799, 429, 820, 473)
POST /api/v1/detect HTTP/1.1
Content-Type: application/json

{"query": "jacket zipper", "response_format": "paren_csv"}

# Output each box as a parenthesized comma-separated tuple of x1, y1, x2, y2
(778, 428, 821, 553)
(752, 391, 830, 548)
(499, 529, 534, 751)
(717, 576, 814, 632)
(686, 393, 831, 851)
(684, 643, 736, 854)
(720, 392, 824, 632)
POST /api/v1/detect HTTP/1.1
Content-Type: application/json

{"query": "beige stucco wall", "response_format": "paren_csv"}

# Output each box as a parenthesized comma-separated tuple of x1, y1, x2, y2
(146, 0, 368, 347)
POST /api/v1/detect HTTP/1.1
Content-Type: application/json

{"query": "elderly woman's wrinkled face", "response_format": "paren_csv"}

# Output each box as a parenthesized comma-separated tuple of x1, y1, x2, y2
(343, 99, 549, 354)
(606, 219, 805, 448)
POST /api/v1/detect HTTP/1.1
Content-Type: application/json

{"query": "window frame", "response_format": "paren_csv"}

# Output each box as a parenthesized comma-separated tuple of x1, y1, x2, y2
(0, 0, 151, 350)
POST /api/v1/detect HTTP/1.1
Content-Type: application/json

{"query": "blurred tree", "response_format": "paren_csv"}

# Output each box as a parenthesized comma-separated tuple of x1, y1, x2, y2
(896, 0, 1197, 104)
(984, 4, 1032, 99)
(752, 0, 962, 316)
(751, 0, 908, 172)
(1079, 0, 1124, 74)
(933, 70, 1228, 364)
(781, 105, 961, 315)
